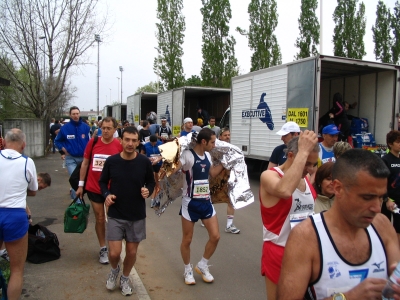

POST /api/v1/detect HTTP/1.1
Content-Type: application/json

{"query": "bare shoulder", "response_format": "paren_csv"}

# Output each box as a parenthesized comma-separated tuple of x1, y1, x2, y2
(372, 213, 398, 243)
(290, 217, 317, 243)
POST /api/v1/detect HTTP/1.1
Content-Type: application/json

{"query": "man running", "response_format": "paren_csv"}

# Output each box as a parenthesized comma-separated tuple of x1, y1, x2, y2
(99, 126, 155, 296)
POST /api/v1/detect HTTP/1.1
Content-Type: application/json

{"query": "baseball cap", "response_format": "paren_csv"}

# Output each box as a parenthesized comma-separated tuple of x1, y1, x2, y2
(322, 124, 340, 135)
(183, 117, 193, 124)
(276, 122, 301, 136)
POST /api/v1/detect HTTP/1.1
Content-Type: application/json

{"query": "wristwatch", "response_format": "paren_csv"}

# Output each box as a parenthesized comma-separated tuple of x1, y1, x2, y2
(332, 293, 346, 300)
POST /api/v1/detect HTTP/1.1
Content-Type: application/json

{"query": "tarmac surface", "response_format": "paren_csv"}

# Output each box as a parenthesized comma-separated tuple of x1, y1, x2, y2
(20, 154, 151, 300)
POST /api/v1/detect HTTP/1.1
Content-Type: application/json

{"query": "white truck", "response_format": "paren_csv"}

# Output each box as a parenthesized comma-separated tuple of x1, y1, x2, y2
(220, 55, 400, 172)
(127, 92, 158, 125)
(157, 86, 230, 136)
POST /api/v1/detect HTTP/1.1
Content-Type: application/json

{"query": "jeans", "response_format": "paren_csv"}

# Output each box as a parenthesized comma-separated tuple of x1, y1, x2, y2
(65, 155, 83, 200)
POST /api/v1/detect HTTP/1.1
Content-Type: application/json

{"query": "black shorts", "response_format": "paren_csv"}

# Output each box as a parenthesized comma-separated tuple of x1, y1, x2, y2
(152, 165, 161, 173)
(86, 191, 105, 204)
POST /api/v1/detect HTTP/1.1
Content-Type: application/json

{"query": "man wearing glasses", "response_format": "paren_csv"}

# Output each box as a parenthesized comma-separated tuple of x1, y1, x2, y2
(259, 131, 319, 300)
(76, 117, 122, 265)
(267, 122, 301, 169)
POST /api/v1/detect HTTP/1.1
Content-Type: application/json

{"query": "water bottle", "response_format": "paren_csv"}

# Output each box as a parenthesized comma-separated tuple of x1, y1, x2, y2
(382, 261, 400, 299)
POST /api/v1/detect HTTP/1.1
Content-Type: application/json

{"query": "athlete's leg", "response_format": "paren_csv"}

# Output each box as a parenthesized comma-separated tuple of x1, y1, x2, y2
(180, 217, 195, 264)
(5, 233, 28, 300)
(90, 201, 107, 247)
(265, 276, 277, 300)
(201, 214, 220, 259)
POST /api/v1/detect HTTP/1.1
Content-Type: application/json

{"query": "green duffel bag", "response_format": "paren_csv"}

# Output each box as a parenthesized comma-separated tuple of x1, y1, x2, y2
(64, 196, 90, 234)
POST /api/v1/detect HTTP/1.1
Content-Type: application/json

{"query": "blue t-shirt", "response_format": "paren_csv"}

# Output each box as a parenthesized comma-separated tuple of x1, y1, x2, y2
(180, 130, 196, 137)
(143, 141, 163, 166)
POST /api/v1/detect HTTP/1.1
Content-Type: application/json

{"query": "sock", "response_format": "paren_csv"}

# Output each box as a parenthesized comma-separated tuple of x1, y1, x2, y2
(227, 215, 234, 228)
(198, 257, 209, 268)
(184, 264, 192, 272)
(111, 265, 120, 274)
(0, 249, 5, 255)
(100, 246, 107, 251)
(121, 275, 129, 282)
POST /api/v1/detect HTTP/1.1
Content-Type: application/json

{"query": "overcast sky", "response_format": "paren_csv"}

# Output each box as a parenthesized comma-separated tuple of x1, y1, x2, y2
(71, 0, 397, 112)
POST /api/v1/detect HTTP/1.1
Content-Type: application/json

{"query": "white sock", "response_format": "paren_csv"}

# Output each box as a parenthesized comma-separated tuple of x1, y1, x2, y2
(227, 215, 234, 228)
(121, 275, 129, 282)
(111, 265, 120, 274)
(100, 246, 107, 250)
(184, 263, 192, 272)
(0, 249, 5, 255)
(198, 257, 209, 268)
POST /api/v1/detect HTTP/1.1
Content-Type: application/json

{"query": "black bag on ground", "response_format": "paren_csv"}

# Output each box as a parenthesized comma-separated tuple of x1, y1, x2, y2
(69, 136, 98, 192)
(27, 224, 61, 264)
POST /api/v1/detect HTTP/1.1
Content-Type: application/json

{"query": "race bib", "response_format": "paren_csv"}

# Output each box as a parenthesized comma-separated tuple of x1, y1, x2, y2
(193, 179, 210, 199)
(92, 154, 110, 171)
(67, 135, 75, 139)
(161, 133, 168, 138)
(145, 136, 150, 143)
(289, 212, 312, 229)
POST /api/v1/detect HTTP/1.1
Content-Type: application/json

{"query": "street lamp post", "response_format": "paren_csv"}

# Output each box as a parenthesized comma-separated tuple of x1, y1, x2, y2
(95, 34, 101, 115)
(117, 77, 120, 103)
(119, 66, 123, 104)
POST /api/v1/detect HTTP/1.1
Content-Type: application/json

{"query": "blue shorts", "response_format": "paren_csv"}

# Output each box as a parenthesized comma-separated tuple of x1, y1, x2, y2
(0, 208, 29, 242)
(180, 198, 216, 222)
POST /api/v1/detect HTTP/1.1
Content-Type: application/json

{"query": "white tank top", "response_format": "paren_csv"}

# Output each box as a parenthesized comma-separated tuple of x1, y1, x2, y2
(306, 213, 387, 299)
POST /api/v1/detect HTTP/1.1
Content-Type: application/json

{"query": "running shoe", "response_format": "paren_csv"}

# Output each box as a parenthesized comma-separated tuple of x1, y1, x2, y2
(120, 277, 133, 296)
(0, 249, 9, 262)
(99, 247, 109, 264)
(225, 224, 240, 234)
(195, 264, 214, 283)
(106, 265, 120, 290)
(184, 266, 196, 285)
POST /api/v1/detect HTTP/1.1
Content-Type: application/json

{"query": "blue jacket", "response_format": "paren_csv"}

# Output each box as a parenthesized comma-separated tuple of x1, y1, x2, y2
(54, 118, 90, 157)
(143, 141, 163, 166)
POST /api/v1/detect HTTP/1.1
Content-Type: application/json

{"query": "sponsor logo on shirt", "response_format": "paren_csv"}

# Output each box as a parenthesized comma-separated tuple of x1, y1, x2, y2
(200, 164, 206, 172)
(67, 135, 75, 139)
(328, 261, 341, 279)
(372, 261, 385, 273)
(294, 199, 314, 212)
(391, 164, 400, 167)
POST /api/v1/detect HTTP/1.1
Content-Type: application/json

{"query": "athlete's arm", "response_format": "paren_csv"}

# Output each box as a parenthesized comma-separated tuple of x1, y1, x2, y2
(277, 219, 315, 300)
(76, 157, 90, 199)
(209, 163, 224, 178)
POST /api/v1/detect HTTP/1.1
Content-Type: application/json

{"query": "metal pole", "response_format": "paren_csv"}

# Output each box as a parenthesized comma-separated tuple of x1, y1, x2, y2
(119, 66, 123, 104)
(117, 77, 120, 102)
(95, 34, 101, 115)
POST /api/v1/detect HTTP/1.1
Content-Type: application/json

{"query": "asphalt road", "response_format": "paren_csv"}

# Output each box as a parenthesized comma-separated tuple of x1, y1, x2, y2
(18, 155, 266, 300)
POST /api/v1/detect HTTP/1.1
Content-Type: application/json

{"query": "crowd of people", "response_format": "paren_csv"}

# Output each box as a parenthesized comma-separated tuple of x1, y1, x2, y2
(3, 104, 400, 299)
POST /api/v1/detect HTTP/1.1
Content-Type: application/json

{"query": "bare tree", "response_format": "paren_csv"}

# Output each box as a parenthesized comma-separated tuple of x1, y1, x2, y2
(0, 0, 108, 119)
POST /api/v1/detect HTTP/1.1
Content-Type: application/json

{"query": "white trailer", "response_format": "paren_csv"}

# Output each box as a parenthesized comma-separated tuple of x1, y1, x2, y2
(157, 86, 230, 136)
(126, 92, 158, 125)
(220, 55, 400, 172)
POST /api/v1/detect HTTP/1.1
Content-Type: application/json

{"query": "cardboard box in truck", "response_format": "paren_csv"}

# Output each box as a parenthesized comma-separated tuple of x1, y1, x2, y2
(220, 55, 400, 172)
(157, 86, 230, 136)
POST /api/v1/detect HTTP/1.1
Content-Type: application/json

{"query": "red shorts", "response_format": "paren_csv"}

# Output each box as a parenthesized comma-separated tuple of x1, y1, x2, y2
(261, 241, 285, 284)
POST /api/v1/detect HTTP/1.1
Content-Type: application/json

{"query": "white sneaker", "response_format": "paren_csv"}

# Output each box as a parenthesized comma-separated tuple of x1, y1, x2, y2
(184, 267, 196, 285)
(195, 264, 214, 283)
(120, 277, 133, 296)
(99, 247, 109, 264)
(106, 265, 120, 290)
(225, 224, 240, 234)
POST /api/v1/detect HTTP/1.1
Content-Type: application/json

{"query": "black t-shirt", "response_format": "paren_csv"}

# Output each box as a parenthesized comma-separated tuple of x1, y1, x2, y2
(158, 126, 171, 136)
(50, 123, 61, 139)
(382, 152, 400, 203)
(139, 129, 151, 143)
(99, 153, 155, 221)
(269, 144, 287, 166)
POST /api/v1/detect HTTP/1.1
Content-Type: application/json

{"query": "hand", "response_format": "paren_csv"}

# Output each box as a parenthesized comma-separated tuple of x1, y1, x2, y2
(105, 194, 116, 207)
(345, 277, 387, 300)
(329, 113, 334, 119)
(61, 154, 65, 160)
(141, 187, 149, 199)
(298, 130, 318, 155)
(76, 186, 83, 199)
(152, 156, 162, 165)
(387, 200, 396, 211)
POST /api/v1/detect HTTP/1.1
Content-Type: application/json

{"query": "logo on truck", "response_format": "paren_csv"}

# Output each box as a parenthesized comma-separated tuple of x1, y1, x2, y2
(160, 105, 171, 125)
(242, 92, 274, 130)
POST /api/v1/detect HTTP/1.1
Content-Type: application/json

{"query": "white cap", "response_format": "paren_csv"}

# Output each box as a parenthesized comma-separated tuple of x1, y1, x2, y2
(276, 122, 300, 136)
(183, 117, 193, 124)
